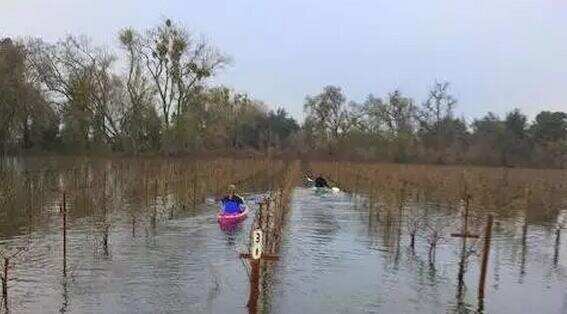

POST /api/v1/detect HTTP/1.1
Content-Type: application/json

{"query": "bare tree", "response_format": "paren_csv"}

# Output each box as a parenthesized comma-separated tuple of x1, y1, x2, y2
(28, 36, 122, 147)
(304, 85, 350, 152)
(133, 19, 229, 128)
(119, 28, 161, 152)
(419, 81, 457, 131)
(0, 38, 57, 151)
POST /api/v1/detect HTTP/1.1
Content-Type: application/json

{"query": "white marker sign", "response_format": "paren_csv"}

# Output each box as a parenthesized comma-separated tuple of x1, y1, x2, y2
(251, 229, 263, 259)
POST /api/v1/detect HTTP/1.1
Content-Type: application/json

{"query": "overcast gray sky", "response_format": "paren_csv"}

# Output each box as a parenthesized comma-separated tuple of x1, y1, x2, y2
(2, 0, 567, 121)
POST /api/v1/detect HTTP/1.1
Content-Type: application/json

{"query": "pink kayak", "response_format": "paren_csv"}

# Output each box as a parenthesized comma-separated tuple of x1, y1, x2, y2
(217, 206, 249, 224)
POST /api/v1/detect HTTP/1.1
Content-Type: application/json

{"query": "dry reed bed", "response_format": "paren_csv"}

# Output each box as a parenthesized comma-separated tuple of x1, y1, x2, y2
(313, 161, 567, 220)
(0, 158, 282, 231)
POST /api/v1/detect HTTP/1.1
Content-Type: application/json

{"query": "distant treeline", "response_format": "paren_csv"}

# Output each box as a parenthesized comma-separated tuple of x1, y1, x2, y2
(1, 19, 566, 167)
(303, 84, 567, 168)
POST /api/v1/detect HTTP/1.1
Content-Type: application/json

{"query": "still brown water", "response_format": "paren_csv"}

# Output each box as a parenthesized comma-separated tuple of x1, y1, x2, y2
(0, 157, 565, 313)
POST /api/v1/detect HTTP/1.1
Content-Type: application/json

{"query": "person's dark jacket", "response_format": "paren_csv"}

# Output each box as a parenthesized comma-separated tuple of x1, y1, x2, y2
(314, 177, 329, 188)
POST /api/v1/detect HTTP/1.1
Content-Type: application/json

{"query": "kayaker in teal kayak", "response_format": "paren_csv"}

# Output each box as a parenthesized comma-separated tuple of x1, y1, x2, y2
(305, 173, 330, 188)
(221, 184, 245, 214)
(314, 176, 329, 188)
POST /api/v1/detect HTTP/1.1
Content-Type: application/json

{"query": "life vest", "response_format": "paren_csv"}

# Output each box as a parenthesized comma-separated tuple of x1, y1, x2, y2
(222, 198, 242, 214)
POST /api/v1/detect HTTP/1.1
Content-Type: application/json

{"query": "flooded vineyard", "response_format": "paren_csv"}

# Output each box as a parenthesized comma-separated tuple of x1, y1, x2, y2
(0, 157, 565, 313)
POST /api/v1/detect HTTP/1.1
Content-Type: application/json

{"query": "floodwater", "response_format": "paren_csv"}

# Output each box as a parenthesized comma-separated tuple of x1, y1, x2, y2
(0, 158, 566, 313)
(272, 188, 567, 313)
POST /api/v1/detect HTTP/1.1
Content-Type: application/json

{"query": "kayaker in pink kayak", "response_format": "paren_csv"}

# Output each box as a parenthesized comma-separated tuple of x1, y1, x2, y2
(221, 184, 245, 214)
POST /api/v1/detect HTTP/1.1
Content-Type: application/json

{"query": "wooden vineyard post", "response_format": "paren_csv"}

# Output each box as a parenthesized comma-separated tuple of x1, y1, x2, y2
(554, 227, 561, 266)
(451, 195, 479, 304)
(2, 257, 7, 309)
(478, 215, 494, 309)
(520, 218, 528, 278)
(240, 229, 279, 314)
(61, 192, 67, 276)
(192, 169, 197, 209)
(1, 248, 27, 310)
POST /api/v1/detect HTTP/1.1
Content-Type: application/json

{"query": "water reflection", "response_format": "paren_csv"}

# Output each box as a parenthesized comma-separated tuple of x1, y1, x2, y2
(59, 277, 69, 314)
(222, 225, 243, 248)
(272, 187, 566, 314)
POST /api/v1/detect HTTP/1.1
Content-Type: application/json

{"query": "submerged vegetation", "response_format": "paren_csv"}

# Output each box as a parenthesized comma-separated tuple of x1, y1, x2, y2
(311, 160, 565, 311)
(0, 156, 295, 310)
(0, 157, 564, 312)
(0, 157, 284, 236)
(312, 161, 565, 270)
